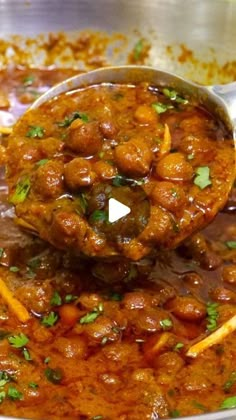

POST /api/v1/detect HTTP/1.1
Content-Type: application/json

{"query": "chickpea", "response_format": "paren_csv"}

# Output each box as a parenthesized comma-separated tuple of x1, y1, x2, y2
(115, 138, 153, 176)
(93, 160, 117, 180)
(67, 121, 103, 156)
(151, 181, 186, 212)
(167, 296, 206, 322)
(155, 152, 193, 181)
(32, 160, 64, 199)
(64, 157, 96, 190)
(222, 265, 236, 284)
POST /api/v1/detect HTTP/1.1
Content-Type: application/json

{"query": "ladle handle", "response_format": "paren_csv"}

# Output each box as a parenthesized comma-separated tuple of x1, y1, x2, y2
(207, 82, 236, 135)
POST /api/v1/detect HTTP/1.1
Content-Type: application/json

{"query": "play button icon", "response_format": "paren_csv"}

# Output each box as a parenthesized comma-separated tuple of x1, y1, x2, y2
(108, 198, 131, 223)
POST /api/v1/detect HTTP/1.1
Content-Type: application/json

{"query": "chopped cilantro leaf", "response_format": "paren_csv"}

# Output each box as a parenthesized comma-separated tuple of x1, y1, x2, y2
(163, 88, 188, 104)
(112, 174, 144, 187)
(0, 248, 4, 258)
(152, 102, 173, 114)
(22, 348, 32, 361)
(8, 333, 29, 348)
(44, 357, 51, 364)
(9, 177, 31, 205)
(223, 371, 236, 392)
(220, 395, 236, 409)
(160, 318, 173, 330)
(194, 166, 212, 190)
(191, 400, 206, 411)
(92, 416, 104, 420)
(45, 367, 63, 384)
(50, 291, 62, 307)
(80, 303, 104, 325)
(9, 266, 20, 273)
(170, 410, 181, 418)
(206, 302, 219, 332)
(23, 75, 35, 86)
(27, 257, 41, 271)
(7, 386, 23, 401)
(26, 125, 44, 138)
(41, 311, 58, 328)
(64, 294, 78, 303)
(0, 391, 5, 403)
(133, 39, 143, 61)
(35, 159, 49, 167)
(225, 241, 236, 249)
(173, 342, 184, 352)
(28, 382, 38, 389)
(58, 111, 89, 127)
(90, 210, 108, 223)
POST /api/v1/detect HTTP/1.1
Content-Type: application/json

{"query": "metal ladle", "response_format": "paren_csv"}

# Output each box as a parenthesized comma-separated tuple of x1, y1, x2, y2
(12, 65, 236, 259)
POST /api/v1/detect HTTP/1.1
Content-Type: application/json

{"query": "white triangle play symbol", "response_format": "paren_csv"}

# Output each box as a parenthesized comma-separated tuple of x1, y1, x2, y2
(108, 198, 131, 223)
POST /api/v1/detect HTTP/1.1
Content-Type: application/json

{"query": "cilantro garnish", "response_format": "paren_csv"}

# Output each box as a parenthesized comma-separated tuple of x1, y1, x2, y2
(9, 266, 20, 273)
(28, 382, 38, 389)
(112, 174, 144, 187)
(225, 241, 236, 249)
(163, 88, 188, 104)
(220, 395, 236, 409)
(64, 294, 78, 303)
(0, 248, 4, 258)
(7, 386, 23, 401)
(26, 125, 45, 138)
(9, 177, 31, 205)
(173, 342, 184, 352)
(45, 367, 63, 384)
(160, 318, 173, 330)
(50, 291, 62, 307)
(133, 39, 144, 61)
(8, 333, 29, 348)
(90, 210, 108, 223)
(223, 371, 236, 392)
(206, 302, 219, 331)
(41, 311, 58, 328)
(35, 159, 49, 167)
(58, 111, 89, 128)
(22, 348, 32, 361)
(80, 303, 104, 325)
(23, 75, 35, 86)
(194, 166, 212, 190)
(152, 102, 173, 114)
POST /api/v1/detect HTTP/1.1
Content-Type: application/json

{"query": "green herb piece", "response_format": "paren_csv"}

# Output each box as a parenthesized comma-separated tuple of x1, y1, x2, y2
(7, 386, 23, 401)
(160, 318, 173, 330)
(27, 257, 40, 271)
(92, 416, 104, 420)
(152, 102, 174, 114)
(45, 367, 63, 384)
(173, 342, 184, 352)
(80, 303, 104, 325)
(112, 174, 144, 187)
(126, 265, 138, 281)
(22, 348, 32, 361)
(163, 88, 188, 104)
(26, 125, 45, 138)
(76, 193, 88, 214)
(28, 382, 38, 389)
(133, 39, 144, 60)
(44, 356, 51, 364)
(206, 302, 219, 332)
(8, 333, 29, 348)
(170, 188, 179, 198)
(0, 391, 6, 403)
(109, 292, 123, 301)
(187, 153, 194, 160)
(50, 291, 62, 307)
(23, 75, 35, 86)
(0, 248, 4, 258)
(0, 378, 8, 387)
(194, 166, 212, 190)
(9, 177, 31, 205)
(170, 410, 181, 418)
(223, 371, 236, 392)
(220, 396, 236, 409)
(58, 111, 89, 128)
(35, 159, 49, 167)
(41, 311, 58, 328)
(90, 210, 108, 223)
(9, 266, 20, 273)
(225, 241, 236, 249)
(98, 151, 105, 159)
(64, 294, 78, 303)
(191, 400, 206, 411)
(0, 371, 12, 383)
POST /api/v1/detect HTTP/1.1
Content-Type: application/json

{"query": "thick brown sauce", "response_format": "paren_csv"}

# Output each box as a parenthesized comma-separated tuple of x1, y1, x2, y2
(0, 68, 235, 419)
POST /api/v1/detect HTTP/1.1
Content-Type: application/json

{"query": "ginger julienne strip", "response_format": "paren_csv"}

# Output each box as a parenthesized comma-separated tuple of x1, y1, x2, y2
(186, 314, 236, 358)
(0, 277, 30, 323)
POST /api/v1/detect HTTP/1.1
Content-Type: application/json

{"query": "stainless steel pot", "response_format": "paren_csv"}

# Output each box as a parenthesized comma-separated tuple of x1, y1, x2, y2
(1, 1, 236, 419)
